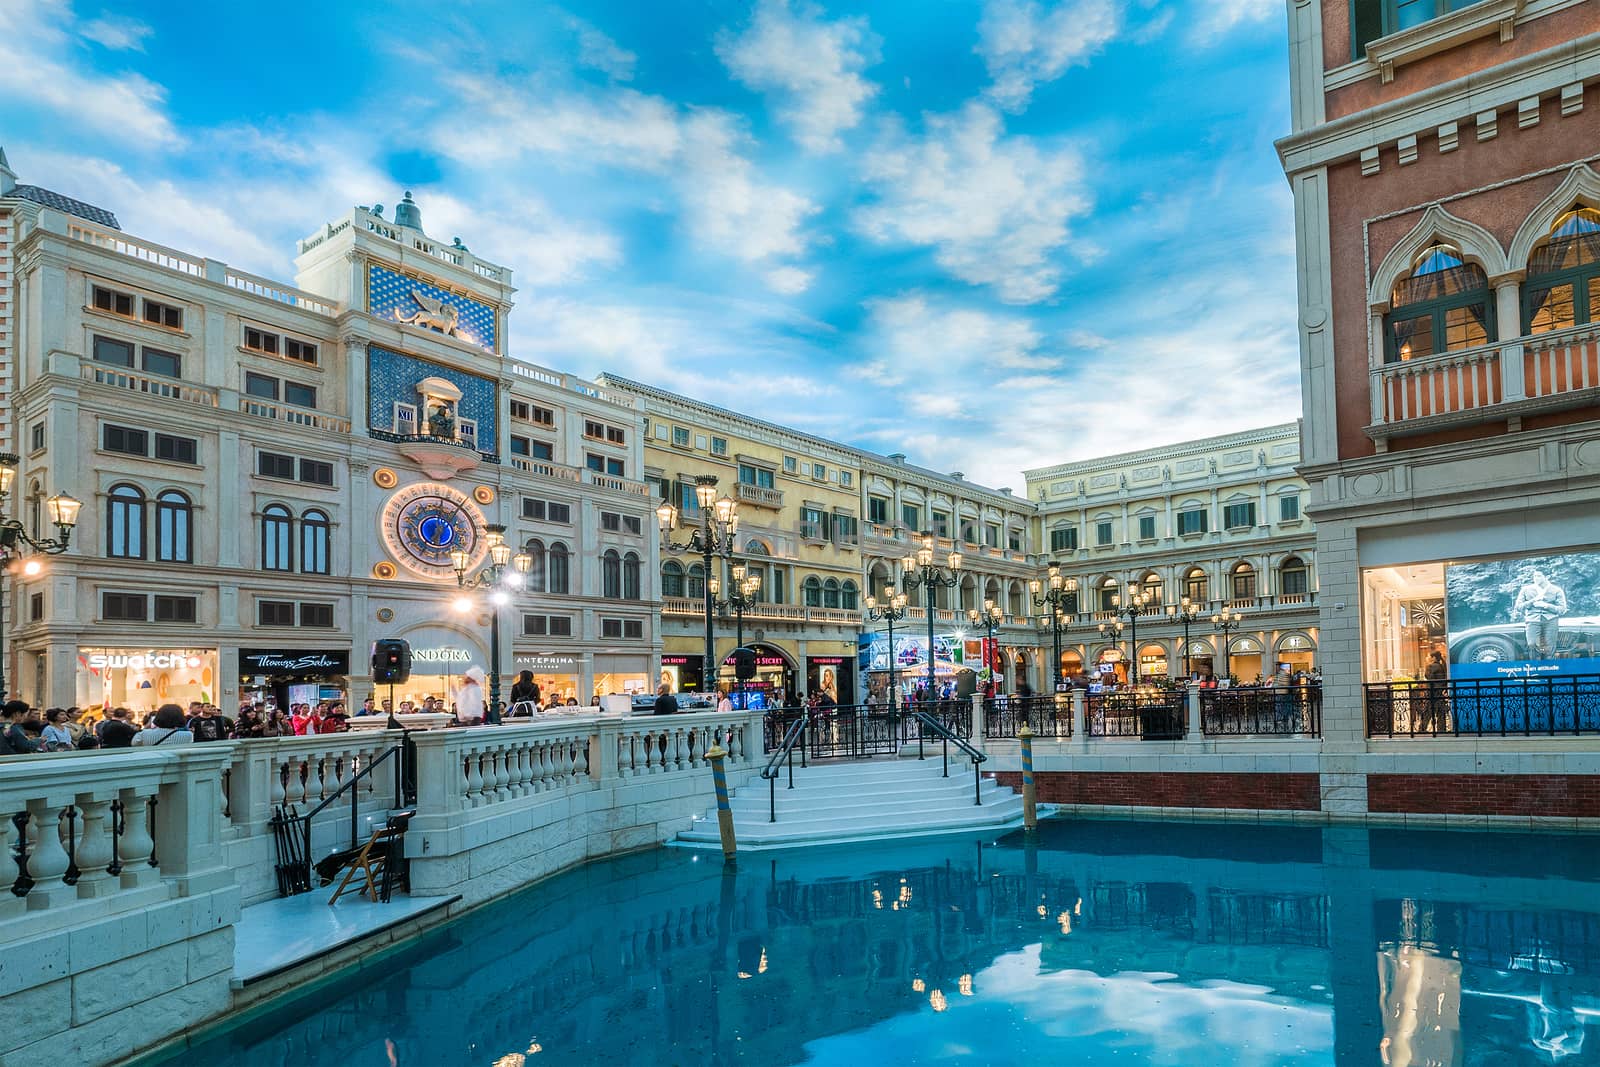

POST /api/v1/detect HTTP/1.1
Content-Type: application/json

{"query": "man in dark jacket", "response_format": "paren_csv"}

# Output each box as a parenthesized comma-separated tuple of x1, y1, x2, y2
(1, 700, 39, 754)
(99, 707, 138, 748)
(653, 683, 679, 716)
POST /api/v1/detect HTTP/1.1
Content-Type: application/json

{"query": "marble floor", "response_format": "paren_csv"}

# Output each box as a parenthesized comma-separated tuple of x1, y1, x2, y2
(233, 890, 458, 984)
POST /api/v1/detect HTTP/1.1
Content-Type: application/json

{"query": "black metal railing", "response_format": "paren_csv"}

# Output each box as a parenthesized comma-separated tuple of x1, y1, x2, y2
(984, 694, 1073, 739)
(762, 701, 975, 761)
(910, 710, 987, 805)
(1365, 675, 1600, 738)
(1086, 691, 1186, 740)
(269, 742, 407, 897)
(1201, 686, 1322, 737)
(760, 709, 811, 823)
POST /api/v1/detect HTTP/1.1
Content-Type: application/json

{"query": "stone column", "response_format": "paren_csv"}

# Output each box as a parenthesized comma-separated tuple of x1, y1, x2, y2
(152, 744, 238, 896)
(1492, 273, 1526, 401)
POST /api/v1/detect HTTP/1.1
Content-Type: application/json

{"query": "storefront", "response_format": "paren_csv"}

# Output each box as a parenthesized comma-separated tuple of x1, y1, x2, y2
(1276, 633, 1316, 675)
(659, 653, 703, 695)
(77, 647, 219, 716)
(239, 648, 350, 710)
(374, 629, 488, 710)
(805, 655, 855, 705)
(1183, 640, 1216, 681)
(718, 643, 795, 709)
(1137, 643, 1169, 680)
(863, 632, 966, 700)
(1228, 637, 1265, 684)
(1094, 647, 1126, 685)
(593, 653, 649, 700)
(512, 653, 581, 706)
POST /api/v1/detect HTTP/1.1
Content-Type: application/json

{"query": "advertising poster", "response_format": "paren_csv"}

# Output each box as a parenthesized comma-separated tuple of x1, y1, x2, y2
(1445, 549, 1600, 681)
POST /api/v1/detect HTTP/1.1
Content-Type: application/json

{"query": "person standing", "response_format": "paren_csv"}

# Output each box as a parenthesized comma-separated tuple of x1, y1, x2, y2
(356, 696, 377, 717)
(509, 670, 539, 714)
(1512, 569, 1568, 658)
(188, 704, 227, 743)
(457, 668, 487, 724)
(40, 709, 75, 752)
(0, 701, 39, 754)
(132, 704, 194, 746)
(98, 707, 138, 748)
(653, 682, 679, 716)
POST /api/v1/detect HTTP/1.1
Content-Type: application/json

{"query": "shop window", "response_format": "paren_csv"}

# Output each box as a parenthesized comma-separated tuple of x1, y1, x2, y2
(602, 549, 622, 599)
(1281, 558, 1309, 596)
(154, 490, 192, 564)
(1231, 564, 1258, 600)
(803, 576, 822, 607)
(1177, 509, 1208, 535)
(102, 592, 147, 621)
(301, 510, 330, 574)
(1525, 207, 1600, 334)
(105, 483, 145, 559)
(153, 595, 196, 623)
(1385, 243, 1490, 362)
(662, 560, 685, 597)
(258, 599, 296, 627)
(623, 552, 641, 600)
(1223, 502, 1257, 530)
(261, 505, 294, 571)
(548, 542, 570, 594)
(1050, 526, 1077, 553)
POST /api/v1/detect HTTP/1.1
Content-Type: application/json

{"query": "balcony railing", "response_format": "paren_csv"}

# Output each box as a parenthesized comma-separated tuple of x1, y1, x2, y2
(984, 694, 1072, 739)
(1365, 675, 1600, 738)
(80, 363, 218, 407)
(735, 483, 784, 509)
(662, 598, 857, 625)
(242, 398, 351, 434)
(1086, 691, 1186, 740)
(1201, 686, 1321, 737)
(66, 221, 204, 277)
(584, 469, 653, 497)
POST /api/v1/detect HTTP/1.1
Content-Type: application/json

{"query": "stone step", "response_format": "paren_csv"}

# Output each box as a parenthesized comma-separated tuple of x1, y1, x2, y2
(726, 789, 1015, 823)
(739, 760, 977, 788)
(728, 782, 1010, 815)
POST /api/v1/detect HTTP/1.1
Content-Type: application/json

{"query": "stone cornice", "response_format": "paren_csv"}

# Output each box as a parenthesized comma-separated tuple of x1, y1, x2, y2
(1023, 423, 1300, 481)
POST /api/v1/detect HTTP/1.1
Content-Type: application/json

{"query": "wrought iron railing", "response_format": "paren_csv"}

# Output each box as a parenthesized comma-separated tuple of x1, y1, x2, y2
(1365, 675, 1600, 738)
(1201, 686, 1321, 737)
(984, 694, 1072, 739)
(1086, 691, 1186, 740)
(762, 701, 973, 761)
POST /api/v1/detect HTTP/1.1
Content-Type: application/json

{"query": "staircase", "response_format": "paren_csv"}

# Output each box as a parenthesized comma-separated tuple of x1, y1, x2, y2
(675, 757, 1031, 850)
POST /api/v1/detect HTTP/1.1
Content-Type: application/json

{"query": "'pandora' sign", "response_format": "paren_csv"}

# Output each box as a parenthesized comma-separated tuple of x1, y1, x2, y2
(411, 647, 473, 663)
(87, 651, 204, 670)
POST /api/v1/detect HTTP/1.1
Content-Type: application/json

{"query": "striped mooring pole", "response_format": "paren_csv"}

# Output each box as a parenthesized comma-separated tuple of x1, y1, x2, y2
(1019, 724, 1037, 831)
(706, 745, 737, 864)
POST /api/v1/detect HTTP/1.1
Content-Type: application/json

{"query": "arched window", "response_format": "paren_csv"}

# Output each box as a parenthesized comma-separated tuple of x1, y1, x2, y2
(261, 505, 293, 571)
(548, 542, 570, 594)
(1141, 572, 1163, 605)
(803, 576, 822, 607)
(1097, 577, 1118, 612)
(300, 509, 330, 574)
(602, 549, 622, 599)
(623, 552, 641, 600)
(1183, 567, 1209, 603)
(662, 559, 684, 598)
(823, 578, 841, 609)
(1230, 562, 1257, 600)
(745, 539, 771, 556)
(841, 580, 860, 611)
(1385, 242, 1490, 362)
(1279, 556, 1309, 596)
(1525, 206, 1600, 334)
(106, 484, 145, 559)
(154, 489, 191, 563)
(524, 539, 547, 592)
(686, 562, 705, 600)
(1008, 581, 1024, 617)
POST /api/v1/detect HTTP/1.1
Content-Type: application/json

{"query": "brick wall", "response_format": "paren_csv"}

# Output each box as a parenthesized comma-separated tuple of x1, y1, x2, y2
(993, 770, 1320, 811)
(1368, 774, 1600, 818)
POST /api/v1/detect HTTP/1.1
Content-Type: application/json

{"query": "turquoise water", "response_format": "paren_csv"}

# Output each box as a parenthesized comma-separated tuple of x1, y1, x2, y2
(160, 818, 1600, 1065)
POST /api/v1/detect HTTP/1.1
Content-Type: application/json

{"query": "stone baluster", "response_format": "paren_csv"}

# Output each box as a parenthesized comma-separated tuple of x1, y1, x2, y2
(465, 748, 485, 807)
(508, 742, 529, 797)
(24, 799, 74, 909)
(304, 754, 325, 802)
(117, 788, 159, 888)
(268, 752, 287, 807)
(573, 736, 590, 778)
(284, 758, 306, 806)
(492, 747, 511, 802)
(529, 740, 547, 791)
(617, 732, 635, 777)
(674, 729, 689, 771)
(73, 794, 117, 899)
(0, 812, 21, 921)
(641, 731, 658, 774)
(553, 737, 572, 784)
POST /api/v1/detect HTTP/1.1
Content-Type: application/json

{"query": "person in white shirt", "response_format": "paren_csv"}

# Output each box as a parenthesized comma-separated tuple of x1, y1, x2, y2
(131, 704, 195, 747)
(456, 667, 486, 724)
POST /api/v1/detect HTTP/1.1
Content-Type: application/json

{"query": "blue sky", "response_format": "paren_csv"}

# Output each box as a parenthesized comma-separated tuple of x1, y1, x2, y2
(2, 0, 1296, 491)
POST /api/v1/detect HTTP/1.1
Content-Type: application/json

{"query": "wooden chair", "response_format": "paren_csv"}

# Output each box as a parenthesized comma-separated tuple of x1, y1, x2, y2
(327, 811, 412, 904)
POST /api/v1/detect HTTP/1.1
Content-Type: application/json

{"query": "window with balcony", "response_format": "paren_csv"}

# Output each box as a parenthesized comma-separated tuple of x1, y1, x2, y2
(738, 464, 775, 488)
(1231, 563, 1258, 600)
(901, 503, 920, 532)
(802, 576, 822, 607)
(1184, 568, 1209, 603)
(1524, 207, 1600, 335)
(932, 511, 950, 538)
(1385, 243, 1491, 362)
(832, 513, 858, 545)
(985, 523, 1001, 548)
(662, 560, 685, 598)
(1280, 557, 1310, 596)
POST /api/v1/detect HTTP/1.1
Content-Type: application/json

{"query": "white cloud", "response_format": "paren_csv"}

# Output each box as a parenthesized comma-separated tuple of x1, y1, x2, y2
(976, 0, 1120, 113)
(717, 0, 879, 153)
(0, 0, 178, 148)
(568, 15, 636, 80)
(79, 14, 153, 51)
(765, 266, 814, 294)
(677, 110, 819, 265)
(438, 78, 683, 169)
(1189, 0, 1281, 44)
(858, 103, 1092, 303)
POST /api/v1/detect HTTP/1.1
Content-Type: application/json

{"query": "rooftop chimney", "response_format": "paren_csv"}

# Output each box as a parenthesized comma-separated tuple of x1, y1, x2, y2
(888, 453, 906, 464)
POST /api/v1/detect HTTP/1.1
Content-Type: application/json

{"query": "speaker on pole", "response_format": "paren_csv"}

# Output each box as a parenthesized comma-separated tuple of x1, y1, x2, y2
(371, 639, 412, 684)
(731, 647, 757, 681)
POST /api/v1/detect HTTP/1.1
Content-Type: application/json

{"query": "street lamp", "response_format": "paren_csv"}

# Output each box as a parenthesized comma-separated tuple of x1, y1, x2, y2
(1166, 597, 1204, 680)
(866, 587, 909, 708)
(1098, 618, 1125, 681)
(901, 535, 961, 702)
(967, 600, 1004, 694)
(452, 522, 532, 723)
(1103, 582, 1157, 685)
(1029, 562, 1078, 691)
(657, 476, 739, 693)
(711, 563, 761, 703)
(0, 453, 80, 701)
(1212, 608, 1246, 683)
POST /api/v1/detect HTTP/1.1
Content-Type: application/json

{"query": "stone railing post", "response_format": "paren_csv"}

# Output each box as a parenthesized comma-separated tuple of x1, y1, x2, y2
(224, 739, 278, 837)
(153, 744, 240, 896)
(1187, 686, 1204, 741)
(1072, 690, 1088, 740)
(592, 717, 621, 784)
(407, 730, 461, 820)
(970, 694, 986, 753)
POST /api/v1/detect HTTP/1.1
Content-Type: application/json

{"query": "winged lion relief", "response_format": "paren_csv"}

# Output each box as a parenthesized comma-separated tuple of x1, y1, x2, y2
(395, 289, 460, 335)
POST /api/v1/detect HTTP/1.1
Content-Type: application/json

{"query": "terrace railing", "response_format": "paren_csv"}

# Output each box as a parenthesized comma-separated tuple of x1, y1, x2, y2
(1201, 686, 1322, 737)
(1365, 675, 1600, 738)
(1086, 690, 1186, 740)
(984, 694, 1073, 739)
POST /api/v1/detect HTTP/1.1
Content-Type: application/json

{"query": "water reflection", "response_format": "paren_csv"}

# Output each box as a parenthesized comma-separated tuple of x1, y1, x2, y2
(158, 819, 1600, 1066)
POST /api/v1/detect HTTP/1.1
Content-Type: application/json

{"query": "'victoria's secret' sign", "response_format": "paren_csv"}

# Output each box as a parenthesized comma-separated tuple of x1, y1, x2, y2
(239, 649, 351, 676)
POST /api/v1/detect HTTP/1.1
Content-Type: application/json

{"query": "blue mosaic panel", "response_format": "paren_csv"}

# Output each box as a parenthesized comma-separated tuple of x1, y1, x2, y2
(367, 345, 498, 455)
(367, 264, 497, 352)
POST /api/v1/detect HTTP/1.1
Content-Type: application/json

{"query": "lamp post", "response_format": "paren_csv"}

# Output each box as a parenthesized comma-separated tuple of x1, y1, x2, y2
(1213, 608, 1245, 683)
(0, 453, 80, 701)
(711, 564, 761, 705)
(967, 599, 1004, 694)
(1097, 618, 1125, 682)
(657, 476, 739, 693)
(865, 587, 909, 709)
(901, 535, 961, 701)
(1166, 597, 1203, 680)
(1028, 562, 1078, 691)
(452, 523, 532, 723)
(1103, 582, 1157, 685)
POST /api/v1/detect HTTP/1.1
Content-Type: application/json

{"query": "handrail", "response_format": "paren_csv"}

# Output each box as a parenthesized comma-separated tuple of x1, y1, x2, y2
(911, 709, 986, 806)
(760, 709, 810, 823)
(269, 736, 410, 897)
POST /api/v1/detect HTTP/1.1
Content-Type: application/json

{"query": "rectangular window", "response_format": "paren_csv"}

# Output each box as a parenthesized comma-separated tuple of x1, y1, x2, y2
(1177, 509, 1208, 536)
(586, 454, 605, 472)
(601, 618, 623, 639)
(103, 424, 149, 457)
(624, 619, 643, 639)
(710, 436, 727, 456)
(29, 421, 45, 452)
(1095, 520, 1113, 546)
(93, 335, 135, 368)
(141, 347, 182, 379)
(607, 426, 625, 445)
(142, 299, 183, 330)
(833, 513, 858, 545)
(102, 592, 147, 621)
(985, 523, 1001, 548)
(1280, 494, 1300, 521)
(153, 595, 197, 624)
(623, 515, 642, 535)
(841, 471, 853, 488)
(783, 456, 797, 474)
(1351, 0, 1483, 59)
(522, 498, 546, 521)
(530, 440, 553, 461)
(299, 459, 334, 486)
(800, 506, 826, 541)
(283, 381, 317, 409)
(92, 285, 134, 317)
(932, 512, 950, 538)
(812, 463, 827, 482)
(1009, 529, 1022, 551)
(258, 451, 296, 480)
(672, 427, 690, 447)
(510, 435, 531, 457)
(868, 496, 889, 525)
(29, 592, 43, 622)
(244, 327, 280, 355)
(606, 458, 625, 477)
(1232, 569, 1258, 600)
(901, 503, 920, 532)
(154, 433, 198, 464)
(509, 399, 530, 421)
(601, 512, 621, 532)
(547, 502, 571, 523)
(284, 338, 317, 364)
(244, 372, 278, 400)
(585, 419, 605, 439)
(549, 616, 573, 637)
(1281, 567, 1310, 596)
(257, 600, 296, 627)
(299, 602, 334, 628)
(1049, 527, 1077, 553)
(532, 405, 555, 426)
(522, 613, 548, 636)
(1223, 502, 1257, 530)
(1138, 515, 1156, 540)
(738, 464, 775, 488)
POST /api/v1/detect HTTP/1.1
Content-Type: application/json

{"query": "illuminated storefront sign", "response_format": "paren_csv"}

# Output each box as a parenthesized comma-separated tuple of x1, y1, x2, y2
(86, 651, 204, 670)
(240, 650, 350, 675)
(411, 647, 473, 663)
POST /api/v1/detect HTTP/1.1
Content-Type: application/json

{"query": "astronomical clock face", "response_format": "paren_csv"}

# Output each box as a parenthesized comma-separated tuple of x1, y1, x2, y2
(380, 483, 487, 580)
